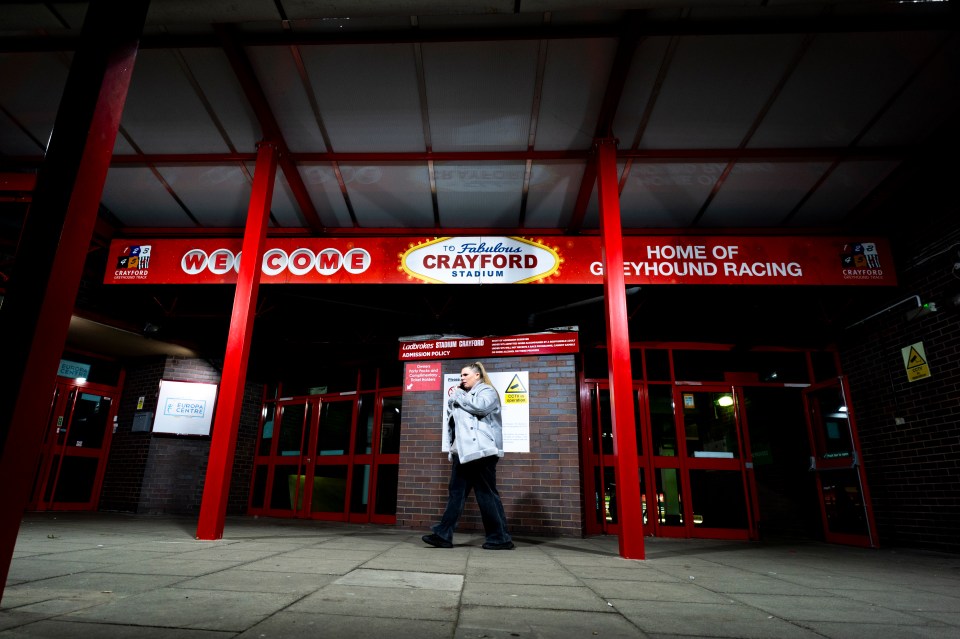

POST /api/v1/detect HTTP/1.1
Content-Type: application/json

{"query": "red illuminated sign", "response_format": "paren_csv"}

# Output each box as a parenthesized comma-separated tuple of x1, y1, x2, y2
(399, 332, 579, 361)
(404, 362, 442, 391)
(105, 236, 896, 286)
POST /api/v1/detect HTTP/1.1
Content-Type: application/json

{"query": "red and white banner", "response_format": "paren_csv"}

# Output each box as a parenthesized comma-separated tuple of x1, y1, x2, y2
(105, 235, 896, 286)
(399, 332, 579, 361)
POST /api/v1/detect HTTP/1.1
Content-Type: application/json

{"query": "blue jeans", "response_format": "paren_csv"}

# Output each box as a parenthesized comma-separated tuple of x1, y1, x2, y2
(432, 455, 512, 545)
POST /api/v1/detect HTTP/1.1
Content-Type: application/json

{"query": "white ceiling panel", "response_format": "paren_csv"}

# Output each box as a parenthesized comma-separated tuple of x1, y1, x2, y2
(641, 34, 804, 149)
(155, 165, 251, 227)
(102, 167, 198, 227)
(699, 161, 832, 227)
(860, 34, 960, 147)
(0, 52, 68, 154)
(789, 160, 900, 227)
(0, 117, 39, 156)
(179, 49, 261, 152)
(612, 37, 670, 149)
(264, 165, 309, 228)
(249, 46, 328, 153)
(341, 163, 434, 227)
(435, 162, 524, 227)
(300, 44, 425, 153)
(524, 161, 586, 228)
(619, 162, 725, 227)
(422, 41, 539, 151)
(750, 32, 942, 149)
(297, 164, 353, 227)
(417, 11, 539, 30)
(121, 50, 232, 154)
(580, 159, 624, 230)
(536, 38, 617, 150)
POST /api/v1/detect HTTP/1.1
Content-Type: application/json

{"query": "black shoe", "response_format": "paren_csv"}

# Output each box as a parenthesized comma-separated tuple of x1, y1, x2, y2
(482, 540, 515, 550)
(422, 533, 453, 548)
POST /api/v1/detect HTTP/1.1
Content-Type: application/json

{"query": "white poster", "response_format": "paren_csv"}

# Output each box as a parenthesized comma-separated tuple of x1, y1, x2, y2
(442, 371, 529, 453)
(152, 380, 218, 436)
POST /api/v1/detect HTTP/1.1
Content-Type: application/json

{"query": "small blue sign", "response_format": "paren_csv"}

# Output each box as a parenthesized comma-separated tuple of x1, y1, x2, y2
(58, 359, 91, 379)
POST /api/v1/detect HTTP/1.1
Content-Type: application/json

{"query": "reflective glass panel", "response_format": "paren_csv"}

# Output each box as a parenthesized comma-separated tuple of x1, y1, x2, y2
(250, 465, 268, 508)
(822, 469, 869, 535)
(310, 465, 348, 513)
(374, 465, 399, 515)
(645, 349, 671, 381)
(380, 396, 402, 454)
(655, 468, 683, 526)
(810, 386, 853, 460)
(277, 404, 306, 457)
(67, 394, 110, 449)
(318, 401, 353, 456)
(689, 469, 748, 529)
(648, 385, 677, 456)
(259, 404, 276, 456)
(351, 465, 370, 513)
(682, 391, 739, 458)
(51, 457, 98, 502)
(270, 465, 300, 510)
(355, 394, 374, 454)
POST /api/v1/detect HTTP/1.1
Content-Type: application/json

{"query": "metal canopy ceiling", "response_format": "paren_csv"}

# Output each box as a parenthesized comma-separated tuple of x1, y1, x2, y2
(1, 1, 959, 366)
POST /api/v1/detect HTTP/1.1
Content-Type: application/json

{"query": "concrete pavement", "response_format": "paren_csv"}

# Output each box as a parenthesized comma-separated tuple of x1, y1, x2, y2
(2, 512, 959, 638)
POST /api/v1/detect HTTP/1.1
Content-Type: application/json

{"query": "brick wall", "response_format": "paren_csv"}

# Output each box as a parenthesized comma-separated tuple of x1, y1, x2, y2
(99, 355, 164, 512)
(839, 209, 960, 553)
(100, 356, 262, 516)
(396, 355, 582, 538)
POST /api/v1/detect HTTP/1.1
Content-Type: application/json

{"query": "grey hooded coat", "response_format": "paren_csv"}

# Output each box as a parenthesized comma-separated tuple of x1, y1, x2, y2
(447, 381, 503, 463)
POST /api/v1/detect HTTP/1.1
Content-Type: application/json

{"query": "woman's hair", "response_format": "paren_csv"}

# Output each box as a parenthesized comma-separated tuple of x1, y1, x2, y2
(465, 361, 492, 385)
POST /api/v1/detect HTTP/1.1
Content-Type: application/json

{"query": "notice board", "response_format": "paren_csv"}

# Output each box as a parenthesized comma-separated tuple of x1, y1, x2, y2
(153, 380, 218, 436)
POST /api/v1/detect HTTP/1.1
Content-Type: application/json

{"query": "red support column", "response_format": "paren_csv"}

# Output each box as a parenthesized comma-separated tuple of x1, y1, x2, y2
(196, 142, 278, 540)
(0, 0, 148, 599)
(595, 138, 645, 560)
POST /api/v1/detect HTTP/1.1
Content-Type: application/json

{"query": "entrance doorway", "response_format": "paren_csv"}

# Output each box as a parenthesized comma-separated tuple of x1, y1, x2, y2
(29, 380, 120, 511)
(580, 346, 877, 545)
(803, 377, 878, 547)
(247, 390, 401, 523)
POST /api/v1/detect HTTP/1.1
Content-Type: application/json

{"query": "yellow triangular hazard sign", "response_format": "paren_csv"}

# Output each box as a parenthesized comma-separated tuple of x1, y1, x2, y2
(907, 346, 926, 368)
(505, 374, 527, 394)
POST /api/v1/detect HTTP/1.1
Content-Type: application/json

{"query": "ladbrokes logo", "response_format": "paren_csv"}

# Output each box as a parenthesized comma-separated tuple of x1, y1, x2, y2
(840, 242, 884, 281)
(114, 245, 151, 280)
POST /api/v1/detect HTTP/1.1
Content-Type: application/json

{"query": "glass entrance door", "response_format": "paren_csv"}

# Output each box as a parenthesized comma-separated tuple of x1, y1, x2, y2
(673, 385, 754, 539)
(30, 381, 119, 511)
(581, 383, 651, 536)
(802, 377, 878, 547)
(248, 390, 401, 523)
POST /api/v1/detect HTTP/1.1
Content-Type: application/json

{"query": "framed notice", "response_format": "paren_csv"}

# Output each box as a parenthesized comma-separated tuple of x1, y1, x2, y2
(153, 380, 218, 436)
(442, 372, 530, 454)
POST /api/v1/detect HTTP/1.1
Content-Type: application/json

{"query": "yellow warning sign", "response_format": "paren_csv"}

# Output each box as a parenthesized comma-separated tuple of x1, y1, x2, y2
(503, 374, 528, 404)
(901, 342, 931, 382)
(505, 375, 527, 394)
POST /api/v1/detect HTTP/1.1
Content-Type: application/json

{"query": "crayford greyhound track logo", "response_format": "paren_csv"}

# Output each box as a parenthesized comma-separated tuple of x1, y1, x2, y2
(113, 245, 152, 281)
(401, 237, 561, 284)
(840, 242, 885, 281)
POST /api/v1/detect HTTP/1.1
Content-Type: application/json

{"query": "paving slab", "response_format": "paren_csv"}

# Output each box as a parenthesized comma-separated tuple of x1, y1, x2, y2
(2, 513, 959, 639)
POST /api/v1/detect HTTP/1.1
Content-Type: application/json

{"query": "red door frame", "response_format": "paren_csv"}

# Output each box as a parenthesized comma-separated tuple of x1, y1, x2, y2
(580, 380, 654, 537)
(802, 376, 879, 547)
(248, 389, 400, 524)
(369, 390, 401, 525)
(30, 378, 120, 512)
(671, 384, 754, 541)
(581, 378, 758, 541)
